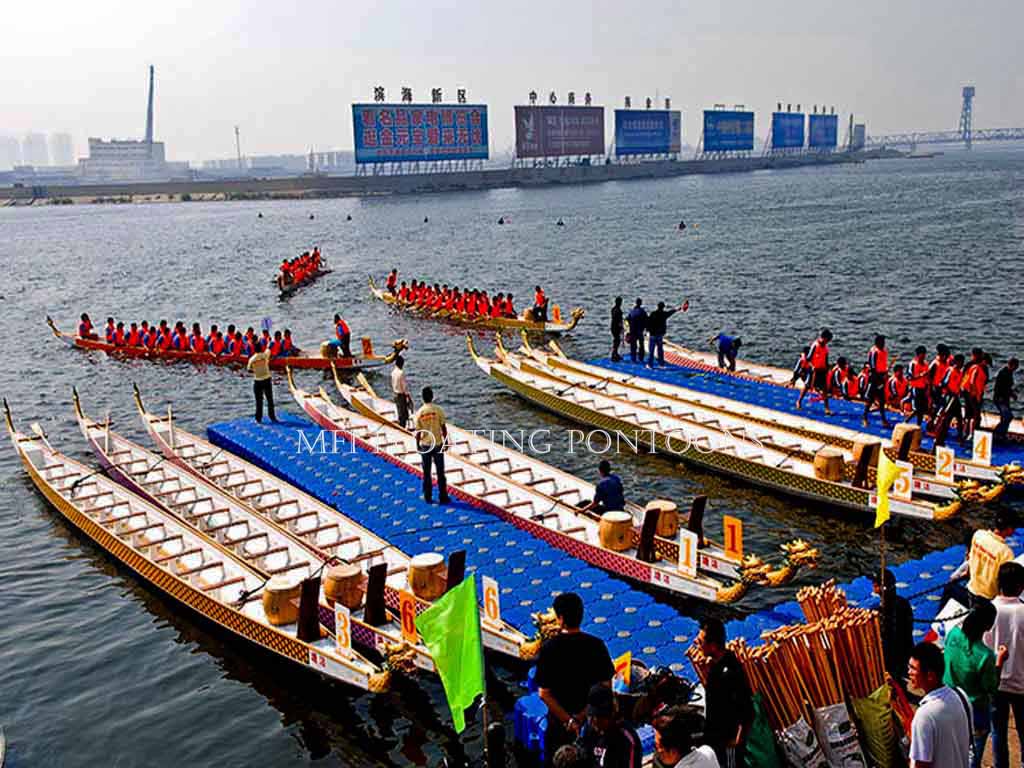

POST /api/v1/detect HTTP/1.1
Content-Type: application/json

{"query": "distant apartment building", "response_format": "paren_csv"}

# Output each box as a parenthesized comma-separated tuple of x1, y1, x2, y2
(49, 133, 75, 167)
(22, 132, 49, 167)
(0, 137, 21, 170)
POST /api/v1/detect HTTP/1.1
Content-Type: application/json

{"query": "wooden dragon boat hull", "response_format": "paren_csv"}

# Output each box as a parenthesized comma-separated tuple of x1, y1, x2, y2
(279, 268, 332, 298)
(469, 337, 957, 522)
(663, 339, 1024, 443)
(368, 275, 585, 335)
(131, 386, 530, 660)
(335, 371, 819, 589)
(74, 390, 437, 674)
(47, 316, 403, 372)
(290, 369, 749, 604)
(4, 399, 388, 692)
(513, 334, 1009, 500)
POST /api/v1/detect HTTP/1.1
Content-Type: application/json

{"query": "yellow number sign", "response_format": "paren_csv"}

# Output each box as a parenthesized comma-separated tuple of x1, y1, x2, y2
(892, 460, 914, 502)
(723, 516, 743, 560)
(678, 529, 698, 577)
(334, 604, 352, 658)
(482, 576, 501, 627)
(399, 590, 418, 644)
(973, 430, 992, 466)
(935, 445, 955, 483)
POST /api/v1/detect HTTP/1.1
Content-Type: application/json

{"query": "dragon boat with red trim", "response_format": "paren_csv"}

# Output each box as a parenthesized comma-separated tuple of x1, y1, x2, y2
(75, 388, 437, 674)
(515, 333, 1012, 498)
(470, 336, 962, 522)
(4, 398, 391, 693)
(368, 275, 585, 335)
(279, 268, 332, 299)
(47, 316, 404, 372)
(288, 367, 774, 604)
(662, 339, 1024, 444)
(131, 385, 532, 660)
(334, 369, 820, 592)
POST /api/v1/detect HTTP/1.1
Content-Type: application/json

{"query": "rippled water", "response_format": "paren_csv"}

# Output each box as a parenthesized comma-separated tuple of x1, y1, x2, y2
(2, 148, 1023, 766)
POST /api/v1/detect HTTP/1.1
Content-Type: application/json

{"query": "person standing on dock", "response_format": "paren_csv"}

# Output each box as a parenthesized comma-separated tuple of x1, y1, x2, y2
(391, 355, 413, 429)
(697, 617, 753, 768)
(331, 313, 352, 358)
(873, 569, 914, 691)
(985, 561, 1024, 768)
(536, 592, 614, 767)
(247, 346, 278, 423)
(906, 346, 932, 425)
(610, 297, 624, 362)
(992, 358, 1019, 441)
(795, 329, 833, 415)
(863, 335, 892, 428)
(908, 642, 971, 768)
(947, 509, 1018, 606)
(413, 386, 449, 505)
(647, 301, 685, 368)
(627, 299, 648, 364)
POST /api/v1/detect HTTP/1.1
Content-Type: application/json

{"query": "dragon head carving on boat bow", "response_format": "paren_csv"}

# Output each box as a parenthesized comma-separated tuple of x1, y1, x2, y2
(761, 539, 821, 588)
(518, 607, 562, 659)
(381, 641, 420, 675)
(1002, 465, 1024, 486)
(715, 555, 772, 604)
(957, 478, 1006, 503)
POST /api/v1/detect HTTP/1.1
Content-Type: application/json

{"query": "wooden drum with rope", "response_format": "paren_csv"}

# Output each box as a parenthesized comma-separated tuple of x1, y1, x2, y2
(408, 553, 446, 600)
(263, 574, 303, 626)
(599, 511, 633, 552)
(323, 563, 365, 609)
(813, 447, 845, 482)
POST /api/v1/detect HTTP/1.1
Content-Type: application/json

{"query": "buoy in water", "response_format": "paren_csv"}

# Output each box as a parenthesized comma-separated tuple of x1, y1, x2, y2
(309, 214, 315, 220)
(258, 212, 263, 219)
(498, 216, 505, 225)
(346, 214, 352, 221)
(556, 218, 564, 226)
(424, 216, 429, 223)
(678, 220, 686, 230)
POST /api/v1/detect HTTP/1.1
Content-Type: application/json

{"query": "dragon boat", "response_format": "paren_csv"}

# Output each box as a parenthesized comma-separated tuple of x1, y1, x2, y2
(4, 399, 391, 693)
(47, 316, 405, 372)
(131, 386, 531, 660)
(662, 339, 1024, 444)
(287, 367, 792, 604)
(75, 389, 437, 674)
(334, 370, 820, 592)
(469, 336, 962, 522)
(514, 333, 1013, 500)
(368, 275, 585, 335)
(279, 268, 332, 299)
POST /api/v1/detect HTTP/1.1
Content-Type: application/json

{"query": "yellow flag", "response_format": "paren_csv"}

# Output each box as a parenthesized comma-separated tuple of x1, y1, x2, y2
(613, 651, 632, 688)
(875, 451, 899, 528)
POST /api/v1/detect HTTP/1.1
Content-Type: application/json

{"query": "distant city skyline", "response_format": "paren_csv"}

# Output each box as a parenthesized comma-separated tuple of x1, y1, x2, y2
(2, 0, 1021, 163)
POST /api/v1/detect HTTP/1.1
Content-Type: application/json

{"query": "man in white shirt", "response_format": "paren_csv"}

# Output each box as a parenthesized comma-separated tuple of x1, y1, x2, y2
(412, 386, 449, 505)
(651, 705, 720, 768)
(391, 355, 413, 429)
(908, 641, 971, 768)
(984, 561, 1024, 768)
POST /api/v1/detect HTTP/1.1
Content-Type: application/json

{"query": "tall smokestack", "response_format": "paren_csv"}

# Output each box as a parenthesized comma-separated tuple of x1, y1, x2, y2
(145, 65, 155, 146)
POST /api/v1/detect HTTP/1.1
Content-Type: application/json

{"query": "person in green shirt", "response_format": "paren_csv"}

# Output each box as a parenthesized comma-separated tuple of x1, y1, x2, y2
(944, 600, 1009, 768)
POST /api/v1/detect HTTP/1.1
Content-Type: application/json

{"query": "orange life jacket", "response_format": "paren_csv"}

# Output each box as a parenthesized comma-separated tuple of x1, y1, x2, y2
(336, 320, 350, 339)
(191, 334, 206, 353)
(868, 346, 888, 373)
(809, 340, 829, 370)
(943, 366, 963, 395)
(387, 273, 397, 290)
(910, 359, 929, 389)
(887, 375, 909, 402)
(930, 357, 950, 388)
(127, 329, 141, 346)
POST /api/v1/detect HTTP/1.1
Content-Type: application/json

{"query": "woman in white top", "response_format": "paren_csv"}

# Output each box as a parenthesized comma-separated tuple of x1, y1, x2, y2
(652, 706, 720, 768)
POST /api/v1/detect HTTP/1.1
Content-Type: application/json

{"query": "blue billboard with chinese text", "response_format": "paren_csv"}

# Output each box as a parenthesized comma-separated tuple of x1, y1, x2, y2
(771, 112, 805, 149)
(808, 114, 838, 148)
(352, 104, 489, 163)
(614, 109, 682, 156)
(703, 110, 755, 152)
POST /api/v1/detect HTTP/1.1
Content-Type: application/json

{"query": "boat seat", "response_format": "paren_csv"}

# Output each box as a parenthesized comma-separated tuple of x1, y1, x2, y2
(257, 546, 289, 561)
(479, 457, 511, 467)
(508, 467, 532, 477)
(140, 533, 184, 548)
(350, 547, 387, 563)
(300, 522, 339, 537)
(155, 547, 201, 564)
(560, 526, 586, 536)
(200, 575, 245, 593)
(205, 518, 245, 534)
(223, 478, 255, 490)
(266, 560, 310, 576)
(43, 471, 82, 484)
(280, 510, 318, 525)
(323, 535, 361, 550)
(70, 489, 110, 503)
(526, 477, 555, 487)
(506, 500, 534, 510)
(479, 488, 510, 499)
(261, 498, 299, 512)
(239, 487, 279, 501)
(153, 486, 187, 499)
(123, 521, 164, 536)
(550, 488, 578, 498)
(178, 559, 221, 577)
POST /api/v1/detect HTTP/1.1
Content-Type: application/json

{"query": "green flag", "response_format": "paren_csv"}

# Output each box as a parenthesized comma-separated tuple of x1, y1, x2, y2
(414, 576, 485, 733)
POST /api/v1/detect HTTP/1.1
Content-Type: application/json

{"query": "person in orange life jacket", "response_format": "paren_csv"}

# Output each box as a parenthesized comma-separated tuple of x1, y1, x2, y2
(796, 329, 834, 414)
(226, 332, 241, 357)
(505, 294, 517, 318)
(269, 331, 284, 357)
(993, 357, 1020, 441)
(464, 291, 477, 317)
(829, 357, 851, 398)
(258, 329, 271, 352)
(397, 281, 410, 302)
(78, 313, 98, 340)
(927, 344, 952, 421)
(331, 313, 352, 358)
(887, 364, 910, 411)
(282, 329, 297, 356)
(790, 346, 812, 387)
(209, 331, 225, 356)
(243, 327, 257, 353)
(934, 354, 966, 447)
(124, 322, 140, 347)
(385, 269, 398, 294)
(905, 345, 931, 425)
(533, 285, 548, 322)
(112, 322, 126, 347)
(856, 364, 871, 398)
(189, 324, 206, 353)
(204, 324, 219, 350)
(962, 349, 988, 440)
(863, 335, 892, 427)
(491, 293, 506, 319)
(169, 323, 186, 350)
(155, 321, 171, 350)
(480, 290, 492, 317)
(104, 317, 116, 343)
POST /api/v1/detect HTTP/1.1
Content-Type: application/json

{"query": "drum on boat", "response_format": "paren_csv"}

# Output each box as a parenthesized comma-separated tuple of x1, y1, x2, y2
(323, 563, 365, 609)
(646, 499, 679, 538)
(891, 423, 922, 454)
(599, 511, 633, 552)
(852, 438, 882, 468)
(263, 574, 303, 626)
(408, 553, 446, 600)
(813, 447, 846, 482)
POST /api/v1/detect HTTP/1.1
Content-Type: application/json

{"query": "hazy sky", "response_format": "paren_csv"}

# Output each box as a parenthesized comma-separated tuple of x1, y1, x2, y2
(2, 0, 1020, 163)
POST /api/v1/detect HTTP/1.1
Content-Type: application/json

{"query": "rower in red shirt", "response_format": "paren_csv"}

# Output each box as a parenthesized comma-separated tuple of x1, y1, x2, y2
(906, 345, 930, 425)
(927, 345, 951, 421)
(210, 331, 225, 356)
(795, 329, 833, 414)
(113, 322, 127, 346)
(270, 331, 284, 357)
(491, 293, 505, 319)
(398, 282, 410, 302)
(532, 285, 548, 322)
(504, 294, 516, 318)
(104, 318, 116, 343)
(78, 313, 98, 340)
(190, 324, 207, 353)
(282, 329, 297, 355)
(126, 322, 141, 347)
(478, 291, 491, 317)
(386, 269, 398, 294)
(934, 354, 965, 446)
(863, 335, 891, 427)
(886, 365, 910, 412)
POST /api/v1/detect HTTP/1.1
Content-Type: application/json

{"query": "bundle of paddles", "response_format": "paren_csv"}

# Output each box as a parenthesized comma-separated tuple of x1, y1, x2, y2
(688, 580, 906, 768)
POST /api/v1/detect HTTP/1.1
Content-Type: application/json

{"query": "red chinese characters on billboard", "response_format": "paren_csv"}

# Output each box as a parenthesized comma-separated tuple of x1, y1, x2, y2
(514, 105, 606, 158)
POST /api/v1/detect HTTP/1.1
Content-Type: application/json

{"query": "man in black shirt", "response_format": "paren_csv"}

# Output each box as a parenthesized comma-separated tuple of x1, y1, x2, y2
(610, 297, 624, 362)
(872, 569, 914, 690)
(579, 684, 642, 768)
(536, 592, 615, 766)
(626, 299, 648, 364)
(646, 301, 686, 368)
(993, 357, 1019, 440)
(698, 617, 753, 768)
